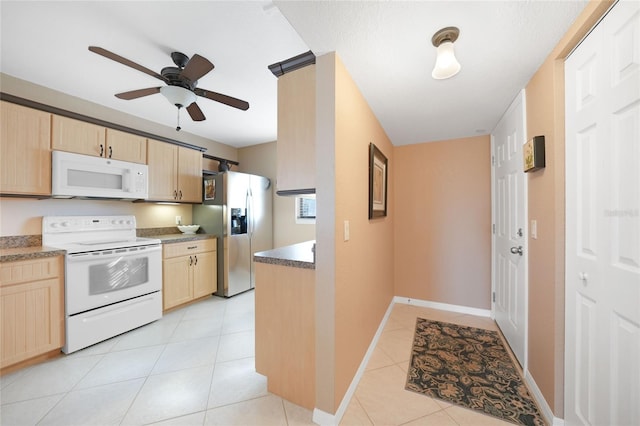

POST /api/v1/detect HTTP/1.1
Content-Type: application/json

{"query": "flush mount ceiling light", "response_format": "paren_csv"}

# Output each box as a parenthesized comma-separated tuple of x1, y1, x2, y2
(431, 26, 461, 80)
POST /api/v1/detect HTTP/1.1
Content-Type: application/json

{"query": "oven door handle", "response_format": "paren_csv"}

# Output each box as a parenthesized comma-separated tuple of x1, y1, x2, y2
(66, 245, 162, 263)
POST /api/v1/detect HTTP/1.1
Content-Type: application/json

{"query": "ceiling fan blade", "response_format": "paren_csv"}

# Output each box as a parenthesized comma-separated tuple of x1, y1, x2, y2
(89, 46, 166, 82)
(180, 54, 214, 82)
(194, 88, 249, 111)
(115, 87, 161, 100)
(186, 102, 206, 121)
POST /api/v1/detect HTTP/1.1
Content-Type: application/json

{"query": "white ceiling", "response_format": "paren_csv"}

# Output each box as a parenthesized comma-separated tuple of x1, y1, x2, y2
(1, 1, 587, 148)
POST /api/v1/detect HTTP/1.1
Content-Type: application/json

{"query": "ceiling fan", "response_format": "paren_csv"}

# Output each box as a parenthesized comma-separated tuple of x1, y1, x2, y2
(88, 46, 249, 130)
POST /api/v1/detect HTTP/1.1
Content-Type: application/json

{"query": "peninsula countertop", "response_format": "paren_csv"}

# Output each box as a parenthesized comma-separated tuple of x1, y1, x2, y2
(254, 240, 315, 270)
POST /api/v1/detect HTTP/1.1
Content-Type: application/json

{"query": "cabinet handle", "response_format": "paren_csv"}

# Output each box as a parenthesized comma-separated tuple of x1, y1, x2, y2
(187, 246, 198, 250)
(174, 190, 178, 200)
(189, 255, 193, 266)
(108, 146, 113, 158)
(194, 255, 198, 265)
(179, 190, 183, 200)
(99, 144, 104, 157)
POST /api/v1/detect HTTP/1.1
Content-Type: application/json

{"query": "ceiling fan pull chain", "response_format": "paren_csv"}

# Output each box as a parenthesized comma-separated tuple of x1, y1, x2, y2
(176, 107, 182, 131)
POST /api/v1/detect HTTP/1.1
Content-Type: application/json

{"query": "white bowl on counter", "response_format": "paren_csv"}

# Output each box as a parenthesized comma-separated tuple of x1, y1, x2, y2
(177, 225, 200, 234)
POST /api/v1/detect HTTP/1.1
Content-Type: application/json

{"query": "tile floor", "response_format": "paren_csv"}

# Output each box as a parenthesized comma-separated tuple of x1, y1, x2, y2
(0, 291, 514, 425)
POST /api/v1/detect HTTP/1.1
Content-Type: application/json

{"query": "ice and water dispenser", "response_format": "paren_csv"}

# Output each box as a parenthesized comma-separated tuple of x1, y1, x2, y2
(230, 208, 247, 235)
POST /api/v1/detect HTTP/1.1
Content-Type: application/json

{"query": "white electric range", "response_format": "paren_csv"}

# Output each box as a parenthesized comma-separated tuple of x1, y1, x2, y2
(42, 215, 162, 353)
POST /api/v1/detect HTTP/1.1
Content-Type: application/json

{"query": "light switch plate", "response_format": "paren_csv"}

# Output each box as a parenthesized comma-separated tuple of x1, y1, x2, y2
(531, 219, 537, 239)
(175, 216, 182, 225)
(344, 220, 350, 241)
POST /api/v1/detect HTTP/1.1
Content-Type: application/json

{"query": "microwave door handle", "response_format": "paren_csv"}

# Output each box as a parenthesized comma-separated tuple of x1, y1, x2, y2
(123, 169, 131, 192)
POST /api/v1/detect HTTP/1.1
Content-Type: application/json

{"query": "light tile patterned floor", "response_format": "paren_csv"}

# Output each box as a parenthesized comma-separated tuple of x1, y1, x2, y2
(0, 292, 513, 425)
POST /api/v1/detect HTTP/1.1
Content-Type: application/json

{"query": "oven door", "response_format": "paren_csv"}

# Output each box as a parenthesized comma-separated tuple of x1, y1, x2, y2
(65, 244, 162, 315)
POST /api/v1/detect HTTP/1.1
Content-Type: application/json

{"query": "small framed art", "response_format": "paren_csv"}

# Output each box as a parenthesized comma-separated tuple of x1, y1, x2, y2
(369, 143, 388, 219)
(524, 135, 545, 172)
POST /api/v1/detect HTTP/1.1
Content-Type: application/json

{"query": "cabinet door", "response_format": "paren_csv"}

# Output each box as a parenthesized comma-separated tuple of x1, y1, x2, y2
(51, 115, 106, 157)
(177, 146, 202, 202)
(147, 139, 179, 201)
(0, 257, 64, 369)
(0, 102, 52, 195)
(192, 250, 217, 299)
(277, 65, 316, 192)
(106, 129, 147, 164)
(162, 256, 192, 310)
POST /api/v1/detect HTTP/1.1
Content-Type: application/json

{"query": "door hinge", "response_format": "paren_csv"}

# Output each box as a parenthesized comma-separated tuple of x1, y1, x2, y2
(492, 224, 496, 234)
(492, 292, 496, 303)
(491, 155, 495, 166)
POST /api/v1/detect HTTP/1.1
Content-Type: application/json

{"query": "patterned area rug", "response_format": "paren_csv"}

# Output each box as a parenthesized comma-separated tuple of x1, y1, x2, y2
(405, 318, 544, 426)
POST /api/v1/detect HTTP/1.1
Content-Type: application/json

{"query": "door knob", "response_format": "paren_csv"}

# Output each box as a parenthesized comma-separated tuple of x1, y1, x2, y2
(510, 246, 523, 256)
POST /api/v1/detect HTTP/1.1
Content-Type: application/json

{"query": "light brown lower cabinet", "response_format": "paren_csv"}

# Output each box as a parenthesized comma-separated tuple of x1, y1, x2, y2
(162, 239, 217, 311)
(0, 256, 64, 370)
(254, 262, 315, 410)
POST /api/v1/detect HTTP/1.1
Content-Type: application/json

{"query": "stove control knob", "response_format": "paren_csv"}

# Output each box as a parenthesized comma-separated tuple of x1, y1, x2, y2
(119, 219, 125, 225)
(50, 222, 59, 228)
(61, 221, 70, 228)
(125, 219, 132, 225)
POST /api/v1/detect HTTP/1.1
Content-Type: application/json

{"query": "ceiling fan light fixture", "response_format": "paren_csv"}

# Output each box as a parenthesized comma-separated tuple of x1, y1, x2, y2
(431, 26, 461, 80)
(160, 85, 196, 108)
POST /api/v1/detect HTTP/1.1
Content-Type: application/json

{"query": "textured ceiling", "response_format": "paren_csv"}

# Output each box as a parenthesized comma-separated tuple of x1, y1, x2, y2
(1, 1, 587, 148)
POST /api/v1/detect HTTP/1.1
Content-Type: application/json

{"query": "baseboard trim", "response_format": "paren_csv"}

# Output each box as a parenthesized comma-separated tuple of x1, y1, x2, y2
(393, 296, 492, 318)
(524, 370, 564, 426)
(311, 298, 396, 426)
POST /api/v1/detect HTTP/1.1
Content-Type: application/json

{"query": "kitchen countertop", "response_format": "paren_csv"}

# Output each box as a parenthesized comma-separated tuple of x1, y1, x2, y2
(0, 246, 66, 263)
(254, 240, 315, 270)
(0, 233, 218, 263)
(155, 233, 218, 244)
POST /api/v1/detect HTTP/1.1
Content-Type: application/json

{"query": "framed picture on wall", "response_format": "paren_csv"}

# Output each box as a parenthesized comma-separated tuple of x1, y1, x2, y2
(369, 143, 388, 219)
(204, 176, 216, 200)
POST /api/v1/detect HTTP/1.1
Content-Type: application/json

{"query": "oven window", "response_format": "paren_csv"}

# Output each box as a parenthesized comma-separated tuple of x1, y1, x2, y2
(89, 257, 149, 294)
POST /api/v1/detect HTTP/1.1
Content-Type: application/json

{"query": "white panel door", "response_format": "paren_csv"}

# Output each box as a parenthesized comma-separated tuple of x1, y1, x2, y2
(493, 90, 527, 366)
(565, 1, 640, 425)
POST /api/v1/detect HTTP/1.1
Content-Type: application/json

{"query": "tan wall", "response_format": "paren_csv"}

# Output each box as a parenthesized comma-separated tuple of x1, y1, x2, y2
(238, 141, 316, 248)
(328, 53, 396, 411)
(393, 136, 491, 309)
(524, 0, 614, 416)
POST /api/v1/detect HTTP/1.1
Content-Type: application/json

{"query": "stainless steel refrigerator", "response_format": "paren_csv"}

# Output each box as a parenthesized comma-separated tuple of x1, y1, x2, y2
(193, 171, 273, 297)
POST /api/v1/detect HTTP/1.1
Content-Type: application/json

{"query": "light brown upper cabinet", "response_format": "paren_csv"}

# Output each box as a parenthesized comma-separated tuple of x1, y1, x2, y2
(277, 65, 316, 193)
(51, 115, 147, 164)
(0, 101, 52, 196)
(147, 139, 202, 203)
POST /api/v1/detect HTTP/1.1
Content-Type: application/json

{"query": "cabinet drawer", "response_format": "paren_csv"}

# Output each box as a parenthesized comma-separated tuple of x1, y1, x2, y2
(163, 238, 216, 258)
(0, 257, 62, 287)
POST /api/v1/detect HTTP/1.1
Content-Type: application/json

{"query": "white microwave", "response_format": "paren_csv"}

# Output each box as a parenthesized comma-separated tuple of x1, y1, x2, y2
(52, 150, 148, 199)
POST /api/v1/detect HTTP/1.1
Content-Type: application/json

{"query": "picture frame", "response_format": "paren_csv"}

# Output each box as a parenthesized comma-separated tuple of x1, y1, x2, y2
(204, 176, 216, 200)
(523, 135, 545, 172)
(369, 143, 388, 219)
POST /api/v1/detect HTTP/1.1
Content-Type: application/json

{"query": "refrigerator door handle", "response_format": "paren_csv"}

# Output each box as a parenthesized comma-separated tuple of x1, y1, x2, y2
(246, 189, 252, 238)
(248, 188, 255, 238)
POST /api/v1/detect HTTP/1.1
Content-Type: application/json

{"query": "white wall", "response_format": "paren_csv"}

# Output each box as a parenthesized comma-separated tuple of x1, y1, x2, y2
(0, 198, 192, 236)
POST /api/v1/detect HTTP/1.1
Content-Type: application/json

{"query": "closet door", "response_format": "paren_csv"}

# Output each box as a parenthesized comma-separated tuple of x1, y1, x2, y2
(565, 2, 640, 425)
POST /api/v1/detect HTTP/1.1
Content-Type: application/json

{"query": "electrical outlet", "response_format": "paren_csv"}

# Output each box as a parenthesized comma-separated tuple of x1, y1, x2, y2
(175, 216, 182, 225)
